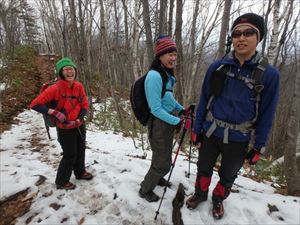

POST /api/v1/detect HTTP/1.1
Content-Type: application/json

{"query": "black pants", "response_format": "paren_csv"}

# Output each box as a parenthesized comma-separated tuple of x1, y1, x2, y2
(55, 124, 86, 186)
(140, 116, 174, 193)
(197, 135, 248, 188)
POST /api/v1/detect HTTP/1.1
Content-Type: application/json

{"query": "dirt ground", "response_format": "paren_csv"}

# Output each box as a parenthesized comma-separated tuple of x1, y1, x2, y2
(0, 54, 58, 134)
(0, 54, 58, 225)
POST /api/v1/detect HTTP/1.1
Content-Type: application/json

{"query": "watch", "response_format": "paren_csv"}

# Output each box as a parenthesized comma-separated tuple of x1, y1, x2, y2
(259, 147, 266, 154)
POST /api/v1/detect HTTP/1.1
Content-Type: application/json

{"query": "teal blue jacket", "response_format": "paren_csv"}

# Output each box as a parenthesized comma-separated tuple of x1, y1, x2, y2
(145, 69, 183, 125)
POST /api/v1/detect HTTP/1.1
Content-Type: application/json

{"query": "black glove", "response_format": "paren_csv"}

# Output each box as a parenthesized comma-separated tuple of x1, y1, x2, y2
(178, 108, 187, 116)
(245, 148, 261, 165)
(179, 104, 196, 117)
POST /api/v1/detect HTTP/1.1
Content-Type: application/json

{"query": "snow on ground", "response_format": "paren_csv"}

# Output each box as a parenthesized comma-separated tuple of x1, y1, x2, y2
(0, 110, 299, 224)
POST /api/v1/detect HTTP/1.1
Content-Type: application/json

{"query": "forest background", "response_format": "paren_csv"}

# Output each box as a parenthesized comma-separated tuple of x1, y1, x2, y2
(0, 0, 299, 196)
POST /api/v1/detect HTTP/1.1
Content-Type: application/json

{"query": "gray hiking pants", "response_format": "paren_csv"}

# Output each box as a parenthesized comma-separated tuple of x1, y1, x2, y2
(140, 116, 175, 193)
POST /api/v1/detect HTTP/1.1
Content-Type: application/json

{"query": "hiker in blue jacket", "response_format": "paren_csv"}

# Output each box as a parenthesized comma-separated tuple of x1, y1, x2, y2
(139, 35, 185, 202)
(186, 13, 279, 219)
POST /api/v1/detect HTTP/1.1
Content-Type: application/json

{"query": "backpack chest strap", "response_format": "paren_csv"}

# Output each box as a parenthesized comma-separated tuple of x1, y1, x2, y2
(226, 71, 256, 89)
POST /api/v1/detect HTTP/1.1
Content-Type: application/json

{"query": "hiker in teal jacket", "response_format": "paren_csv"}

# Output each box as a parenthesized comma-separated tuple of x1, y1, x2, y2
(186, 13, 279, 219)
(145, 70, 182, 125)
(139, 35, 184, 202)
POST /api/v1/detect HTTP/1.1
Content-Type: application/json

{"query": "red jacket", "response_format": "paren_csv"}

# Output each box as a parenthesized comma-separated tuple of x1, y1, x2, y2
(30, 80, 89, 129)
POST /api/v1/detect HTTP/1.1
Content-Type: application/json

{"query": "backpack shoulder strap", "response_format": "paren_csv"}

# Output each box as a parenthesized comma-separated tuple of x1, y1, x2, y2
(54, 82, 67, 111)
(218, 64, 231, 74)
(160, 71, 169, 98)
(252, 57, 269, 97)
(251, 57, 269, 124)
(150, 67, 170, 98)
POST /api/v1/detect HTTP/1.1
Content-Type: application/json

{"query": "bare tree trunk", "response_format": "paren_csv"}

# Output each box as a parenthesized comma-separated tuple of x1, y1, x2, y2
(273, 0, 293, 66)
(185, 0, 199, 104)
(158, 0, 167, 34)
(261, 0, 272, 56)
(141, 0, 154, 65)
(267, 0, 298, 158)
(267, 0, 280, 66)
(42, 0, 64, 55)
(78, 0, 87, 63)
(167, 0, 175, 36)
(284, 58, 300, 196)
(175, 0, 183, 104)
(131, 0, 141, 79)
(99, 0, 124, 129)
(68, 0, 80, 66)
(216, 0, 232, 59)
(190, 0, 223, 104)
(60, 0, 68, 56)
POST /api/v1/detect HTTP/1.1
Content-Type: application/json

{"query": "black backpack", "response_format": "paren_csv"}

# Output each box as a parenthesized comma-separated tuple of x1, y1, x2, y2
(130, 69, 169, 126)
(39, 81, 66, 139)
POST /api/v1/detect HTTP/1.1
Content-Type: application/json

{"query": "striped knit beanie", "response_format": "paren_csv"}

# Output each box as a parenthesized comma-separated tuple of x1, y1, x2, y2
(155, 35, 177, 58)
(231, 13, 265, 42)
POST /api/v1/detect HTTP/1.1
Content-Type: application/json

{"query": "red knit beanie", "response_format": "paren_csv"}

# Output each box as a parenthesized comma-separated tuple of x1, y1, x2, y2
(155, 35, 177, 58)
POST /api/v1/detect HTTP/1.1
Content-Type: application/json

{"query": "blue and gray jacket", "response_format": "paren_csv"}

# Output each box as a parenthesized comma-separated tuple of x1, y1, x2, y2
(194, 52, 279, 149)
(145, 69, 183, 125)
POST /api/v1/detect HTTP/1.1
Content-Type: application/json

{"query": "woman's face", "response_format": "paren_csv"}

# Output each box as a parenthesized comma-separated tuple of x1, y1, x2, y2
(61, 66, 76, 82)
(159, 51, 177, 69)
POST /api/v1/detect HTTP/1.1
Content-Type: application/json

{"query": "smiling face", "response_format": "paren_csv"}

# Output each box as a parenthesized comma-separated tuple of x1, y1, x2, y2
(232, 25, 258, 63)
(159, 51, 177, 69)
(61, 66, 76, 82)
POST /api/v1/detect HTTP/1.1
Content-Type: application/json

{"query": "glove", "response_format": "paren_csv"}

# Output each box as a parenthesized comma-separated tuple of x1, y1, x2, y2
(179, 108, 189, 116)
(191, 132, 203, 145)
(50, 110, 66, 123)
(75, 119, 82, 126)
(246, 148, 261, 165)
(179, 104, 196, 117)
(63, 120, 77, 129)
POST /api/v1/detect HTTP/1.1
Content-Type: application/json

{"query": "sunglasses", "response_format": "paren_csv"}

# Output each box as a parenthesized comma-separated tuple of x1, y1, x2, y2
(231, 29, 257, 38)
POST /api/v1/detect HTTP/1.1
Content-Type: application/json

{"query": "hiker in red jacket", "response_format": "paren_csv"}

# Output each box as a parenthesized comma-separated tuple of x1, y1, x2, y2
(30, 57, 93, 190)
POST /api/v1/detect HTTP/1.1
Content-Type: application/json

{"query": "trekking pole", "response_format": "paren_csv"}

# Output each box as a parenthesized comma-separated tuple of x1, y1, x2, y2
(154, 106, 195, 220)
(77, 126, 84, 141)
(224, 35, 232, 56)
(43, 114, 51, 140)
(185, 117, 194, 178)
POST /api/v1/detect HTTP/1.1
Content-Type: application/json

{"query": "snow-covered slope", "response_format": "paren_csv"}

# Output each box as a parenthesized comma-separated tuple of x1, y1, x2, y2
(0, 110, 299, 224)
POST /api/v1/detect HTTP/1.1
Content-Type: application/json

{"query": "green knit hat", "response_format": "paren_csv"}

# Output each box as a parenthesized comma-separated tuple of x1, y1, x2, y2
(55, 57, 77, 76)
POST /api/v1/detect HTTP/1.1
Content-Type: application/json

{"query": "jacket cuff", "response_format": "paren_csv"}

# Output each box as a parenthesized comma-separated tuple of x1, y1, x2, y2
(77, 108, 87, 120)
(31, 104, 48, 114)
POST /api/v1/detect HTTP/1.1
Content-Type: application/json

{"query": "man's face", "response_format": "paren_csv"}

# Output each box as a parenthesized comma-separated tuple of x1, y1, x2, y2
(232, 25, 258, 60)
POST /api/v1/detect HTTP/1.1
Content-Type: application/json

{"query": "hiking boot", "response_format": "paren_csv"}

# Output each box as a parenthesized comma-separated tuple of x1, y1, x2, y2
(186, 193, 207, 209)
(158, 178, 172, 187)
(56, 181, 76, 190)
(212, 201, 224, 219)
(139, 189, 160, 202)
(76, 171, 93, 180)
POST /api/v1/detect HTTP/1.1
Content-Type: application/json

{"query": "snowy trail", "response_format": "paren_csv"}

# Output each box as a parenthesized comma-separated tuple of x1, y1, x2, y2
(0, 110, 299, 225)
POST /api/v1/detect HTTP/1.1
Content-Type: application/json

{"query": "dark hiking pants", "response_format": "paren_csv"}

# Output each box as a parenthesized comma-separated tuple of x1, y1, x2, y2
(55, 124, 86, 186)
(140, 116, 174, 194)
(196, 135, 248, 202)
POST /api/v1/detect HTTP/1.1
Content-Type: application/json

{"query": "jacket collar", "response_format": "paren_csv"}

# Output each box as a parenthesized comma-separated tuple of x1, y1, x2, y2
(57, 79, 75, 89)
(224, 51, 262, 68)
